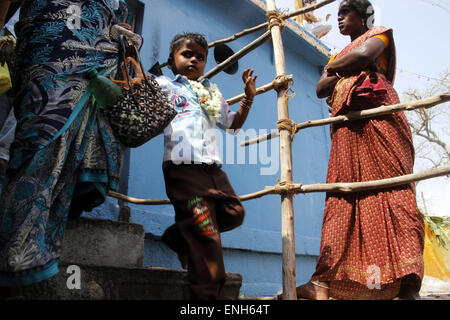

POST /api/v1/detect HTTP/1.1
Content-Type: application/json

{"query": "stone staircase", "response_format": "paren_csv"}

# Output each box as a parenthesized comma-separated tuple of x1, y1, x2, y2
(0, 217, 242, 300)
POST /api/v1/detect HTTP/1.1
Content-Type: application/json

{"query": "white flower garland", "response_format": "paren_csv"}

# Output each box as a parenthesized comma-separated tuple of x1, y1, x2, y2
(188, 79, 223, 122)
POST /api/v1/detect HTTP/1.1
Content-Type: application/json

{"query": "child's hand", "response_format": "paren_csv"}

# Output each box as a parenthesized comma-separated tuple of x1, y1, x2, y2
(242, 68, 257, 100)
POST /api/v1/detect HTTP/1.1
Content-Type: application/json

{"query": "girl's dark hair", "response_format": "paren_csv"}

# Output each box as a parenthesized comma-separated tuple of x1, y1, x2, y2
(342, 0, 374, 23)
(169, 33, 208, 61)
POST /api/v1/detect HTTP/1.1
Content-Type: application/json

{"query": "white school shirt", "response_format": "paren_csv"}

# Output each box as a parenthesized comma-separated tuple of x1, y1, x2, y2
(156, 75, 236, 165)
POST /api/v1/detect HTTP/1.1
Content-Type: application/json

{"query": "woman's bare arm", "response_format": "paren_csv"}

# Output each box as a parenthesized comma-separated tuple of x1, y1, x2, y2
(316, 72, 340, 99)
(325, 37, 386, 76)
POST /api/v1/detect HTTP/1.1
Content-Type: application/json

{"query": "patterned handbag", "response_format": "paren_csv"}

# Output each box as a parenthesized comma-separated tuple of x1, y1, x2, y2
(105, 36, 177, 148)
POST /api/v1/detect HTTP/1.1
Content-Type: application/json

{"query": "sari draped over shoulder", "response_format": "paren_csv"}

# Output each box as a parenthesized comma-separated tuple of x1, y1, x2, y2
(312, 27, 425, 300)
(0, 0, 128, 286)
(328, 26, 396, 117)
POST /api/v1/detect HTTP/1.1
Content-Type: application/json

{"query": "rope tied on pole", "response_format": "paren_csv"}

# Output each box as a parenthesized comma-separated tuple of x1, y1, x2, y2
(277, 118, 297, 136)
(267, 10, 285, 32)
(272, 74, 296, 98)
(273, 180, 298, 195)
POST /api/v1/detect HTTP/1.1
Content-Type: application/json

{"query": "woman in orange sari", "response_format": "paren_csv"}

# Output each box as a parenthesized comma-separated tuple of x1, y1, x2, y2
(296, 0, 425, 300)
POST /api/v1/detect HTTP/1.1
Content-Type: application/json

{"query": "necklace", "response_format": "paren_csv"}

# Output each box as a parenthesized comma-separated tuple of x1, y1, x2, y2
(187, 79, 223, 122)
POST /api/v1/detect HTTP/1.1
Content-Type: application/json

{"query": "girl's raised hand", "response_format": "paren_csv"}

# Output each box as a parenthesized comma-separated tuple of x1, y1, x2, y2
(242, 68, 257, 100)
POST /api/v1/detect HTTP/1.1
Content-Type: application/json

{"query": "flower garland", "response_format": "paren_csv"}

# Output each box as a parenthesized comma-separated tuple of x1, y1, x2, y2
(188, 79, 223, 122)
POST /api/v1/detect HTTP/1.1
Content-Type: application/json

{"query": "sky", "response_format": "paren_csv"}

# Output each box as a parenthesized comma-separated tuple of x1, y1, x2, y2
(275, 0, 450, 217)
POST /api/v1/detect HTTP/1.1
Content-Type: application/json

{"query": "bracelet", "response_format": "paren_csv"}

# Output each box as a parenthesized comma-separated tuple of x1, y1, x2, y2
(311, 281, 330, 289)
(241, 96, 253, 111)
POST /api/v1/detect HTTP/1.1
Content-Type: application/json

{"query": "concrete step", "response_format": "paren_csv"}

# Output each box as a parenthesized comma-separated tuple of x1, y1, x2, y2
(0, 263, 242, 300)
(61, 217, 145, 268)
(0, 217, 243, 299)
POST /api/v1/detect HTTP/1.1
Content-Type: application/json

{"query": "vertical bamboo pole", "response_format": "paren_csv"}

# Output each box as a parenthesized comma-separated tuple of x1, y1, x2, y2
(266, 0, 297, 300)
(295, 0, 304, 26)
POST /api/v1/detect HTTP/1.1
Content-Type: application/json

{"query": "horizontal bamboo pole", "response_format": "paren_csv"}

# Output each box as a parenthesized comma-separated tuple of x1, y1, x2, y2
(240, 92, 450, 146)
(206, 0, 336, 49)
(198, 30, 272, 81)
(246, 166, 450, 200)
(107, 166, 450, 204)
(292, 166, 450, 194)
(208, 23, 268, 48)
(226, 74, 293, 106)
(108, 191, 171, 205)
(240, 131, 275, 147)
(283, 0, 337, 20)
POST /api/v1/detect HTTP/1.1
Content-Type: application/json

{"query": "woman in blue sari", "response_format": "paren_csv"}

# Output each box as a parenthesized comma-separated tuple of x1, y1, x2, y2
(0, 0, 129, 286)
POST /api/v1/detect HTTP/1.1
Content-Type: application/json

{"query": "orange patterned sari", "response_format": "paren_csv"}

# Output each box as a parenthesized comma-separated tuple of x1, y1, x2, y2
(311, 27, 425, 300)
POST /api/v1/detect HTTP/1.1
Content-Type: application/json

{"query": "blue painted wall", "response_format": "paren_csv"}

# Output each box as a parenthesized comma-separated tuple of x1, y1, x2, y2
(87, 0, 332, 297)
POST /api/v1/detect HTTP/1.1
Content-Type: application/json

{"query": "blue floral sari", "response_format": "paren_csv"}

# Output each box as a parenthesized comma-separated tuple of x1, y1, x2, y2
(0, 0, 129, 286)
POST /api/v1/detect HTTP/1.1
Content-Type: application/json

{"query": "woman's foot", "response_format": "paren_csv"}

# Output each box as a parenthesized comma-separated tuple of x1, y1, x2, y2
(397, 289, 420, 300)
(296, 281, 329, 300)
(276, 281, 329, 300)
(397, 274, 421, 300)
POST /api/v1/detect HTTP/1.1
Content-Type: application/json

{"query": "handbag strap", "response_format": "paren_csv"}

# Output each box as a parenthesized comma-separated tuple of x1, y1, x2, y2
(119, 34, 135, 92)
(118, 35, 154, 90)
(130, 43, 152, 87)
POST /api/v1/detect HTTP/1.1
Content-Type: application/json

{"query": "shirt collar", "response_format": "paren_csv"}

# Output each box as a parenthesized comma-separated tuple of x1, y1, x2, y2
(173, 74, 211, 87)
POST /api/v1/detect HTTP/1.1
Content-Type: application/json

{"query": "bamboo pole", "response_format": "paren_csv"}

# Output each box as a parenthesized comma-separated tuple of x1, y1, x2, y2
(226, 75, 293, 106)
(208, 22, 268, 48)
(150, 31, 269, 73)
(240, 131, 276, 147)
(240, 92, 450, 146)
(108, 166, 450, 204)
(295, 166, 450, 194)
(108, 191, 171, 205)
(198, 31, 272, 82)
(267, 165, 450, 195)
(284, 0, 336, 20)
(206, 0, 336, 48)
(152, 1, 336, 79)
(266, 0, 297, 300)
(247, 166, 450, 199)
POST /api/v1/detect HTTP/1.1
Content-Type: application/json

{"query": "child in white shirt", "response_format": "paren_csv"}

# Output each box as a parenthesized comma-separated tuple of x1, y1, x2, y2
(156, 32, 257, 300)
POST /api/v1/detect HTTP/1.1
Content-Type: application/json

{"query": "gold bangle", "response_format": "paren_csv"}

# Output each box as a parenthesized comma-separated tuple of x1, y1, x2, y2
(241, 96, 253, 111)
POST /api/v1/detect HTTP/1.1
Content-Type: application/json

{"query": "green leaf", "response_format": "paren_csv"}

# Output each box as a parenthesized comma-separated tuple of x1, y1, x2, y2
(423, 214, 450, 249)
